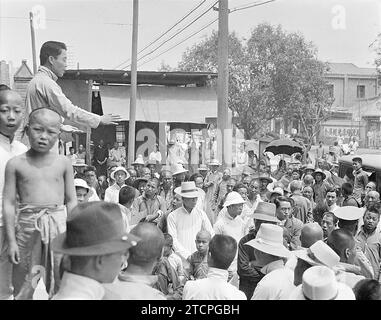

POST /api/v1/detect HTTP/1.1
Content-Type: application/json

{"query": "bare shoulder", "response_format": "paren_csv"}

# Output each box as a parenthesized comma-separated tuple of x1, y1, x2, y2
(6, 152, 27, 167)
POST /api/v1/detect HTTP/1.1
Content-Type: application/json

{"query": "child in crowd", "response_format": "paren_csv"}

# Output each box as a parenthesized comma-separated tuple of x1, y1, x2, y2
(165, 234, 185, 284)
(152, 233, 183, 300)
(3, 108, 77, 300)
(186, 230, 211, 280)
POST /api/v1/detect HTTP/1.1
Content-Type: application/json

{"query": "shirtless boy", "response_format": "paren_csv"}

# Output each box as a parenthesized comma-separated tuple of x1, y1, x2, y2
(3, 107, 76, 299)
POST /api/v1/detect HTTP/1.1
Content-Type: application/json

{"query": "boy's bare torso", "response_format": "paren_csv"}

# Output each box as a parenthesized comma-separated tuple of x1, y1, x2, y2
(13, 151, 68, 205)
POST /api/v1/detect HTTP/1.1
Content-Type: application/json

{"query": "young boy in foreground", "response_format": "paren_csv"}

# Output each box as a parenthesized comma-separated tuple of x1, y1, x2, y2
(3, 107, 77, 299)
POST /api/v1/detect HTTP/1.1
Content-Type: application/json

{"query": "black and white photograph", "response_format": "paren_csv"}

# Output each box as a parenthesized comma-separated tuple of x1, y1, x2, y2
(0, 0, 381, 307)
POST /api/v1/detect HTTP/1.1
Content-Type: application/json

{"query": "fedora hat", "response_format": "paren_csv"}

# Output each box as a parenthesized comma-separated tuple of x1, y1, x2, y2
(110, 166, 129, 180)
(174, 181, 199, 198)
(74, 178, 90, 191)
(52, 201, 140, 256)
(208, 159, 221, 166)
(269, 187, 284, 198)
(132, 155, 145, 166)
(258, 173, 272, 184)
(245, 224, 290, 258)
(294, 240, 340, 268)
(289, 266, 355, 300)
(333, 206, 364, 221)
(252, 202, 280, 223)
(171, 163, 188, 176)
(312, 168, 326, 180)
(223, 191, 246, 207)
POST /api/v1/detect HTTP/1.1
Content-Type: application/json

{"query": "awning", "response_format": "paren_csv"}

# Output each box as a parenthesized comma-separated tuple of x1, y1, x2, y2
(99, 85, 217, 123)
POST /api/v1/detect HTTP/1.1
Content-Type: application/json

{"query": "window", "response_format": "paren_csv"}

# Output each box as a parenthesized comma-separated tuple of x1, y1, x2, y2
(115, 124, 125, 145)
(326, 84, 334, 98)
(357, 85, 365, 99)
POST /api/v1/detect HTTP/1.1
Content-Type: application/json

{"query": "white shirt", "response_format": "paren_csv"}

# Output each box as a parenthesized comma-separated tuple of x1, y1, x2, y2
(87, 187, 100, 202)
(327, 202, 339, 212)
(53, 272, 105, 300)
(0, 134, 27, 226)
(104, 183, 126, 204)
(196, 188, 206, 212)
(183, 267, 247, 300)
(167, 206, 215, 261)
(252, 264, 295, 300)
(149, 151, 162, 163)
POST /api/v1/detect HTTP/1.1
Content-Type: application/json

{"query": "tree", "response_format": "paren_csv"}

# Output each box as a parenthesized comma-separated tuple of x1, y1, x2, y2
(177, 24, 333, 142)
(158, 60, 173, 72)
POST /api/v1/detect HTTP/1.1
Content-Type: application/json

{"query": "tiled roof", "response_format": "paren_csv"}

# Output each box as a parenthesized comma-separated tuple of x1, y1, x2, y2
(326, 63, 377, 76)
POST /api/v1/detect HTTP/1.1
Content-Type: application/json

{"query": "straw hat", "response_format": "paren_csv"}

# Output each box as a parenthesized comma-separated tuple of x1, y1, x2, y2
(245, 224, 290, 258)
(174, 181, 199, 198)
(132, 155, 145, 165)
(198, 164, 208, 171)
(312, 168, 326, 180)
(294, 240, 340, 268)
(171, 163, 189, 176)
(252, 202, 280, 223)
(223, 191, 246, 207)
(304, 164, 315, 172)
(74, 178, 90, 191)
(146, 159, 157, 167)
(269, 187, 284, 198)
(258, 173, 272, 184)
(110, 166, 129, 180)
(333, 206, 364, 221)
(289, 266, 355, 300)
(52, 202, 140, 256)
(208, 159, 221, 166)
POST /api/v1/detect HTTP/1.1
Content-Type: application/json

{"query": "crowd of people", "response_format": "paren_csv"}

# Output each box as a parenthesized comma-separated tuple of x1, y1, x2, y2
(0, 40, 381, 301)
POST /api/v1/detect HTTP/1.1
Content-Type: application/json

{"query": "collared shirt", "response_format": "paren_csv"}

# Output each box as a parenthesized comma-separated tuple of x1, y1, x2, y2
(131, 194, 166, 225)
(53, 272, 105, 300)
(356, 226, 381, 280)
(167, 206, 214, 261)
(182, 267, 247, 300)
(26, 66, 100, 128)
(0, 133, 27, 226)
(283, 216, 303, 250)
(252, 261, 294, 300)
(104, 183, 126, 204)
(103, 272, 165, 300)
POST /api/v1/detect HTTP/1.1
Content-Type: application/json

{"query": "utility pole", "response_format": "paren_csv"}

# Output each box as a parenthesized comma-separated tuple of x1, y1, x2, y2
(128, 0, 139, 166)
(217, 0, 229, 166)
(29, 11, 37, 74)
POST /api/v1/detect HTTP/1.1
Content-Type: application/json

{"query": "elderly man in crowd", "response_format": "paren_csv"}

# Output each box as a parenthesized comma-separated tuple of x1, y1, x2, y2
(159, 170, 174, 210)
(246, 178, 263, 213)
(167, 182, 214, 265)
(364, 191, 380, 209)
(52, 202, 139, 300)
(103, 222, 166, 300)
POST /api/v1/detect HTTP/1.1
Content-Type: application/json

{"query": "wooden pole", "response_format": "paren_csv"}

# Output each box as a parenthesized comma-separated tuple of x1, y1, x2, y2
(86, 80, 93, 166)
(29, 12, 37, 74)
(217, 0, 229, 167)
(128, 0, 139, 167)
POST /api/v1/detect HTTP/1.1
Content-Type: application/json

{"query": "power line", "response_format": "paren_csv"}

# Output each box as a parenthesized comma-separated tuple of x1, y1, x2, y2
(0, 16, 132, 26)
(137, 18, 218, 69)
(121, 0, 219, 70)
(230, 0, 275, 13)
(113, 0, 212, 70)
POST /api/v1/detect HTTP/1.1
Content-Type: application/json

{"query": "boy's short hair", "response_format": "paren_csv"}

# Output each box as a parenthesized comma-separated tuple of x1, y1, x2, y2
(341, 182, 353, 196)
(209, 234, 237, 270)
(28, 107, 62, 125)
(40, 41, 67, 65)
(119, 185, 136, 205)
(352, 157, 362, 165)
(325, 186, 338, 197)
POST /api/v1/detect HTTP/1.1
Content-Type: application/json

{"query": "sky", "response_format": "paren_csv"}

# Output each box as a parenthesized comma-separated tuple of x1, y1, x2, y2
(0, 0, 380, 72)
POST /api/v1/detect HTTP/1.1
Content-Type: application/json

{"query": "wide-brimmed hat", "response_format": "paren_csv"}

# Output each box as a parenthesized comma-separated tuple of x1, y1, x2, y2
(312, 168, 326, 180)
(242, 166, 256, 176)
(333, 206, 364, 221)
(171, 163, 188, 176)
(110, 166, 129, 180)
(303, 164, 315, 173)
(208, 159, 221, 166)
(223, 191, 246, 207)
(269, 187, 284, 198)
(132, 155, 145, 166)
(52, 202, 140, 256)
(74, 178, 90, 191)
(198, 164, 208, 171)
(289, 266, 355, 300)
(146, 159, 157, 167)
(174, 181, 199, 198)
(245, 224, 290, 258)
(252, 202, 280, 223)
(258, 173, 272, 184)
(294, 240, 340, 268)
